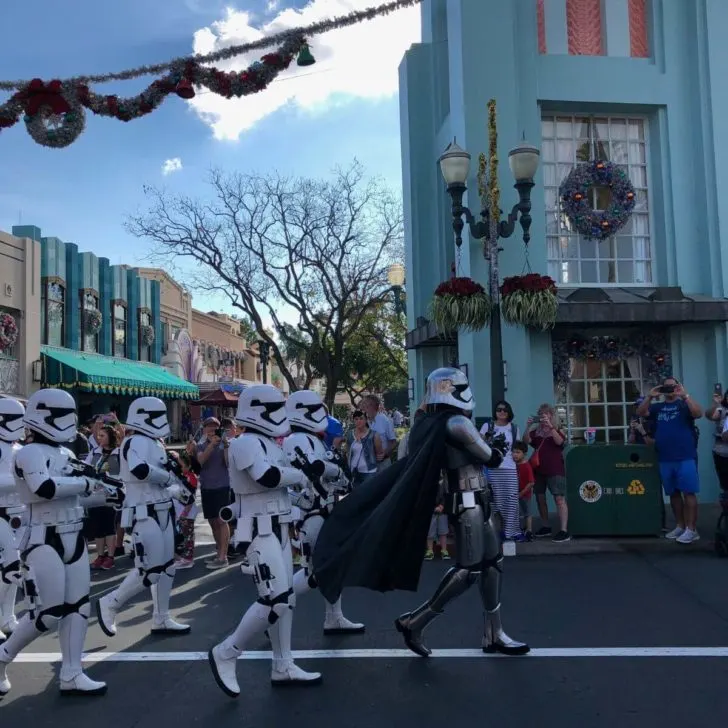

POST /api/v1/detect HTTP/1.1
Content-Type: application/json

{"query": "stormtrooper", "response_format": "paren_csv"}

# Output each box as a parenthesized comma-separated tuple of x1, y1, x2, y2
(0, 388, 119, 697)
(96, 397, 193, 639)
(209, 384, 322, 698)
(313, 367, 530, 659)
(0, 397, 25, 642)
(282, 390, 364, 635)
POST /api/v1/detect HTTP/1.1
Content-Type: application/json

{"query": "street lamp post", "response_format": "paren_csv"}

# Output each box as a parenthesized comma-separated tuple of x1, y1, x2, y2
(257, 340, 270, 384)
(387, 262, 407, 316)
(438, 139, 540, 405)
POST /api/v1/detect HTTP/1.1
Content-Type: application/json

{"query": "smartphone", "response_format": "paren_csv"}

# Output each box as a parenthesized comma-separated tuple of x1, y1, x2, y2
(214, 427, 224, 438)
(715, 383, 723, 396)
(658, 384, 675, 394)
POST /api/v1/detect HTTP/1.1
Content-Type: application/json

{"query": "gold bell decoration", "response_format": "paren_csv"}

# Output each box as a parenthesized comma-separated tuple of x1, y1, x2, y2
(297, 42, 316, 67)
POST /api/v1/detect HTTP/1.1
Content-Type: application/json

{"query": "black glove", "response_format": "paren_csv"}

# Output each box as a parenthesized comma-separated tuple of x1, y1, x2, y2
(488, 447, 504, 469)
(165, 457, 184, 479)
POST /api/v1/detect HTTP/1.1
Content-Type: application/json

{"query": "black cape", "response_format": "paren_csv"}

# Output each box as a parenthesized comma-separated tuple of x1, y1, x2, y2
(312, 409, 452, 604)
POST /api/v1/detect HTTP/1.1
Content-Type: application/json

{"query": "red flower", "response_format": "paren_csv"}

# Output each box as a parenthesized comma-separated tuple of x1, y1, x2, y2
(500, 274, 557, 297)
(434, 277, 486, 298)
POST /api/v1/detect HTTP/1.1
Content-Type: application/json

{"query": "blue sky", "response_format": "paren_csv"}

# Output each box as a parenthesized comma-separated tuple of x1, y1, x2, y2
(0, 0, 420, 316)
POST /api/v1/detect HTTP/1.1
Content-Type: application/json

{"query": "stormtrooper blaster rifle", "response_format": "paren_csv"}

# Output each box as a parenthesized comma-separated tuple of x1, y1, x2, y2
(65, 458, 125, 509)
(325, 450, 351, 495)
(163, 453, 195, 506)
(290, 447, 329, 500)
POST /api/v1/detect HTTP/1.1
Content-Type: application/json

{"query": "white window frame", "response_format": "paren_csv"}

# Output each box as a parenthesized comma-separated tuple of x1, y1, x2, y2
(557, 357, 645, 444)
(541, 113, 654, 288)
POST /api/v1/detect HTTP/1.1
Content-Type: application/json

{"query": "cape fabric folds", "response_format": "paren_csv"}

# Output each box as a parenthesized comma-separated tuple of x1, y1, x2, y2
(312, 410, 452, 604)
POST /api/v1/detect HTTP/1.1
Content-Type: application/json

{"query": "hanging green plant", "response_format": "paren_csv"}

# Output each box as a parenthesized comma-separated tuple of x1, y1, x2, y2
(429, 277, 491, 333)
(500, 273, 559, 330)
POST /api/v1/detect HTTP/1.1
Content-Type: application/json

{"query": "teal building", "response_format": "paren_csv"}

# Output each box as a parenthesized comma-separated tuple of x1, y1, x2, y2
(12, 224, 197, 421)
(400, 0, 728, 501)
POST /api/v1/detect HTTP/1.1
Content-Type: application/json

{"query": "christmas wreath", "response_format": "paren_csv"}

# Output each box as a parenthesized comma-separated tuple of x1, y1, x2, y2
(141, 325, 155, 346)
(500, 274, 559, 330)
(429, 277, 491, 333)
(0, 313, 18, 352)
(559, 160, 636, 241)
(82, 308, 103, 334)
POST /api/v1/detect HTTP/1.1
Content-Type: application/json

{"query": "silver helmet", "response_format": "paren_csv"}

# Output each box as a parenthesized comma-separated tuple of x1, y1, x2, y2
(425, 367, 474, 412)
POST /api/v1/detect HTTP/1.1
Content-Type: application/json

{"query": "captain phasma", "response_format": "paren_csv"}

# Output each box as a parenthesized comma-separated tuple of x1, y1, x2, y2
(1, 389, 120, 697)
(97, 397, 193, 639)
(0, 397, 25, 641)
(282, 390, 364, 635)
(209, 384, 322, 699)
(312, 367, 530, 659)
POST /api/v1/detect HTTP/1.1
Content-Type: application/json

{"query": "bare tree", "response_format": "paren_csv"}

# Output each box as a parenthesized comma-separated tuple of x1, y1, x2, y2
(126, 161, 403, 408)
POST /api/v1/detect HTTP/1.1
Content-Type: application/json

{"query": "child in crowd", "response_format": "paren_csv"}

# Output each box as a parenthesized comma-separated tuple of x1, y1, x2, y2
(512, 441, 535, 540)
(174, 452, 199, 569)
(425, 475, 450, 560)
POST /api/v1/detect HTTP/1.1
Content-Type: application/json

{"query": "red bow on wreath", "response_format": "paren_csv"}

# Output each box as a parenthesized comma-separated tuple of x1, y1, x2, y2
(21, 79, 71, 116)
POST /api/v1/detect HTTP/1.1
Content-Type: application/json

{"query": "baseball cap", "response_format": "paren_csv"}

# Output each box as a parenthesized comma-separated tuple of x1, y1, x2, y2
(203, 416, 221, 427)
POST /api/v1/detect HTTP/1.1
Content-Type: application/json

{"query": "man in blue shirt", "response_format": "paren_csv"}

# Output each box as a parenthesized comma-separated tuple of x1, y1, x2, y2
(636, 377, 703, 544)
(324, 415, 344, 450)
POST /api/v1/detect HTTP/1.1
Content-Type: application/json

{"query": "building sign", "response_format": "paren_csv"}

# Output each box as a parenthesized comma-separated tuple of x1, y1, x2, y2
(578, 480, 603, 503)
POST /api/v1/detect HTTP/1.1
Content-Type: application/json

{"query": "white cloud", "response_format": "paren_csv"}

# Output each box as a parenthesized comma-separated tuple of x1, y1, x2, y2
(188, 0, 421, 140)
(162, 157, 183, 175)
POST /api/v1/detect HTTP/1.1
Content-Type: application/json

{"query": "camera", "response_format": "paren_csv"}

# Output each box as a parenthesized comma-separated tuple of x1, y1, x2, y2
(658, 384, 676, 394)
(215, 427, 224, 438)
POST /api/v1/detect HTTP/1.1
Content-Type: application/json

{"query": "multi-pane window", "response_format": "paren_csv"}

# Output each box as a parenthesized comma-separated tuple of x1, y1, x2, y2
(542, 115, 651, 286)
(43, 281, 65, 347)
(558, 358, 643, 444)
(80, 292, 98, 353)
(113, 302, 127, 358)
(138, 310, 152, 362)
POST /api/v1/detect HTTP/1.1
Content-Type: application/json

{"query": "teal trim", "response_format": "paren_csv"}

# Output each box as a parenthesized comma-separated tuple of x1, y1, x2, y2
(151, 279, 161, 364)
(65, 243, 79, 350)
(98, 257, 112, 355)
(126, 268, 139, 360)
(11, 225, 41, 243)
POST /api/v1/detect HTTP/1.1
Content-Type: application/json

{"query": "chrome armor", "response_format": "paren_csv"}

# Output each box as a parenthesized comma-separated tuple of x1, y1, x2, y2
(209, 385, 322, 697)
(97, 397, 192, 640)
(282, 390, 364, 636)
(394, 369, 529, 658)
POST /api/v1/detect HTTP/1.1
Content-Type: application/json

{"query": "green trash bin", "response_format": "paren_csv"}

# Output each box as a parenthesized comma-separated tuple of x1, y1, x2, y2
(564, 444, 662, 537)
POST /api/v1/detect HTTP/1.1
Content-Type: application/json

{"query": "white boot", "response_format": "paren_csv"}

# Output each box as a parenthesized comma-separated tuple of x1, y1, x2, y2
(97, 569, 146, 638)
(0, 661, 9, 696)
(0, 582, 19, 636)
(151, 573, 190, 634)
(323, 597, 365, 635)
(59, 672, 107, 696)
(58, 612, 106, 695)
(269, 608, 321, 686)
(209, 602, 270, 698)
(0, 615, 41, 697)
(96, 594, 119, 637)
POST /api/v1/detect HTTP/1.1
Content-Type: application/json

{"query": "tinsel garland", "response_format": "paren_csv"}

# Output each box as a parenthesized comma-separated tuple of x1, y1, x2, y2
(0, 35, 306, 148)
(552, 333, 671, 390)
(0, 0, 422, 90)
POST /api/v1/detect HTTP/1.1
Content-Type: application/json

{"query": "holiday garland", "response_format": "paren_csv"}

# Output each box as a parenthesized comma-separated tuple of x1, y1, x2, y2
(559, 160, 636, 241)
(0, 0, 424, 148)
(0, 313, 19, 352)
(552, 333, 671, 390)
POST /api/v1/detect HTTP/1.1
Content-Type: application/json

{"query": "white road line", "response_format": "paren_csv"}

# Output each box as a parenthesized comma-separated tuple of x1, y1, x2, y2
(13, 647, 728, 663)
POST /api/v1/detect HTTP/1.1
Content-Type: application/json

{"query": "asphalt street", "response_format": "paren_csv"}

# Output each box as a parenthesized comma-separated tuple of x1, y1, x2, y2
(1, 544, 727, 728)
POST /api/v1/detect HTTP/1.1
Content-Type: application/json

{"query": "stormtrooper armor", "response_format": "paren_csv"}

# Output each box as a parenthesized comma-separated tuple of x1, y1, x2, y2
(97, 397, 192, 639)
(0, 388, 113, 697)
(394, 367, 530, 658)
(0, 397, 25, 641)
(282, 390, 364, 635)
(209, 384, 322, 698)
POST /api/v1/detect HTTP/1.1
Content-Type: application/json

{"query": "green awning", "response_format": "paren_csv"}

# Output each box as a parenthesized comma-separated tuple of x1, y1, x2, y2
(41, 346, 199, 400)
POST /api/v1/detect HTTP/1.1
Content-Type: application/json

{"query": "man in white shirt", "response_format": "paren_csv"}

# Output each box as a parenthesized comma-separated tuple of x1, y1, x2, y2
(361, 395, 396, 471)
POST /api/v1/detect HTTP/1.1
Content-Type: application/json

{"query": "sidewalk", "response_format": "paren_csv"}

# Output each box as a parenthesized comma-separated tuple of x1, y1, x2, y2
(514, 503, 721, 556)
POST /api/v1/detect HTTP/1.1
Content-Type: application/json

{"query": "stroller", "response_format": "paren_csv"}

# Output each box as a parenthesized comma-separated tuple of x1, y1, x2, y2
(715, 489, 728, 557)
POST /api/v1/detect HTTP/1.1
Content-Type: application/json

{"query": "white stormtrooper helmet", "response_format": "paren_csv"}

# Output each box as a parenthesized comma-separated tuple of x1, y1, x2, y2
(285, 390, 328, 434)
(126, 396, 170, 439)
(235, 384, 289, 438)
(0, 396, 26, 442)
(425, 367, 475, 412)
(24, 388, 78, 443)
